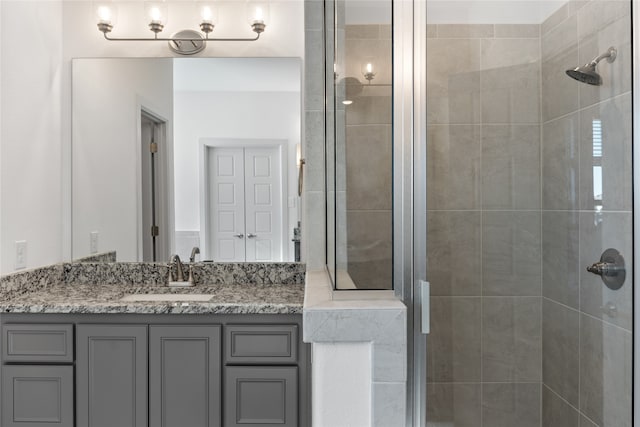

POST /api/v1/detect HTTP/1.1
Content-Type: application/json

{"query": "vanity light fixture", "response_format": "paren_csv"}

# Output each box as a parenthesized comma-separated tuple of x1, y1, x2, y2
(93, 1, 269, 55)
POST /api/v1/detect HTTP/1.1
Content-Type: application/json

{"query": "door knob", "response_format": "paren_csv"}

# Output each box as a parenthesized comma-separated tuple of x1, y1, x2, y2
(586, 248, 625, 290)
(233, 233, 244, 238)
(247, 233, 257, 239)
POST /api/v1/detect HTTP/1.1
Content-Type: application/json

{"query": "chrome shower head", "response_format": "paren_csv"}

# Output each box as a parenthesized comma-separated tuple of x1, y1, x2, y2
(566, 46, 617, 86)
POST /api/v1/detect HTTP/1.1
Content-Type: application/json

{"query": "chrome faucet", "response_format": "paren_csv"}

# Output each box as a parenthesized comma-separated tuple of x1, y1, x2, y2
(169, 254, 186, 282)
(189, 247, 200, 263)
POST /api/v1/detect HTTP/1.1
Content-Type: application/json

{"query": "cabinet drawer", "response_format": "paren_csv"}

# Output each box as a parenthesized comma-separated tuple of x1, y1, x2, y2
(225, 366, 298, 427)
(2, 324, 73, 363)
(225, 325, 297, 364)
(2, 365, 74, 427)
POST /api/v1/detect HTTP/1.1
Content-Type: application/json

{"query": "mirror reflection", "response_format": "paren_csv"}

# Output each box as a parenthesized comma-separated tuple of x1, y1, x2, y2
(72, 57, 301, 263)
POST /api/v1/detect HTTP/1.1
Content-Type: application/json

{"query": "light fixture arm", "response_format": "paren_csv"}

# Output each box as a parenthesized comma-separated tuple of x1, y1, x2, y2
(100, 31, 261, 43)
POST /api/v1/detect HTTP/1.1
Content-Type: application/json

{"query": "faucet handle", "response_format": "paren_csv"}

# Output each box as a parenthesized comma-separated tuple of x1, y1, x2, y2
(188, 264, 196, 285)
(167, 262, 174, 282)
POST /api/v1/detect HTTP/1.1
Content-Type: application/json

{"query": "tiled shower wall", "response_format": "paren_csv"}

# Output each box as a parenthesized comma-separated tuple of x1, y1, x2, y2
(426, 1, 633, 426)
(540, 2, 632, 427)
(425, 23, 544, 426)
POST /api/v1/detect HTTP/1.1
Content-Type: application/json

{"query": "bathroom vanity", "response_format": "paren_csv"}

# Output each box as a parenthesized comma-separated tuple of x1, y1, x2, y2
(0, 263, 309, 427)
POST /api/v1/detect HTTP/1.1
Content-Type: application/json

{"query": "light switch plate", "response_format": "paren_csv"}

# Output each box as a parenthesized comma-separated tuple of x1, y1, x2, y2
(15, 240, 27, 270)
(90, 232, 99, 254)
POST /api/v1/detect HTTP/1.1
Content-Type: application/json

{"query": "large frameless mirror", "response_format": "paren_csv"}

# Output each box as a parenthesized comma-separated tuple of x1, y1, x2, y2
(325, 0, 393, 290)
(72, 57, 302, 264)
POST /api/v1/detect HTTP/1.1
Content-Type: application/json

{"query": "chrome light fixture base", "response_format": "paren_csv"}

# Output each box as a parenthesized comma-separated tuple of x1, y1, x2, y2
(168, 30, 206, 55)
(97, 22, 113, 34)
(251, 22, 266, 34)
(200, 22, 215, 34)
(148, 22, 164, 34)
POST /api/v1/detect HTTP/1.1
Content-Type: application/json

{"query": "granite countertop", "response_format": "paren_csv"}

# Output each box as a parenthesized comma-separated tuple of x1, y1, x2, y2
(0, 282, 304, 315)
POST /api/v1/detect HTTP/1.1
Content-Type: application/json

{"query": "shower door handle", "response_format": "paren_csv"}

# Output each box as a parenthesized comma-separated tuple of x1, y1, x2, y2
(420, 281, 430, 334)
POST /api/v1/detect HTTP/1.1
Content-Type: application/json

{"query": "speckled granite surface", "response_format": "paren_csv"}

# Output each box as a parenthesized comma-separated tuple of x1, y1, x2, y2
(74, 251, 117, 263)
(63, 262, 306, 286)
(0, 264, 64, 299)
(0, 282, 304, 314)
(0, 262, 305, 315)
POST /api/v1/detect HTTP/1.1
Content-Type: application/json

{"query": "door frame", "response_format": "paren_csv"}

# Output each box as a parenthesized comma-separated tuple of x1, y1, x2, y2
(199, 138, 289, 261)
(136, 104, 173, 262)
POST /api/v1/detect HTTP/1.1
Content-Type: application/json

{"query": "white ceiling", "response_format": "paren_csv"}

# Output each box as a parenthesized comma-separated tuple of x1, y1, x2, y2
(173, 58, 301, 93)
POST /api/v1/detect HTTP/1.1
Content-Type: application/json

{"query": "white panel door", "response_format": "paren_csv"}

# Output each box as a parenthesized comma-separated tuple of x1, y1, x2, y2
(208, 147, 246, 262)
(244, 147, 283, 262)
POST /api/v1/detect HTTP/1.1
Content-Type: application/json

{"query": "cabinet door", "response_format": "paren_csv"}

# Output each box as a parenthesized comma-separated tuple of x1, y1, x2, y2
(149, 325, 221, 427)
(225, 366, 298, 427)
(76, 325, 147, 427)
(2, 365, 73, 427)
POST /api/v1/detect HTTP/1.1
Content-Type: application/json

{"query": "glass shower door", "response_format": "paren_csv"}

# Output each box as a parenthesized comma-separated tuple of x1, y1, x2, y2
(424, 1, 633, 426)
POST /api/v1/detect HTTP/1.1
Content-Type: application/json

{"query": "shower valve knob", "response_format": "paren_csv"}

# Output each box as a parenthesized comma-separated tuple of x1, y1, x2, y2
(586, 248, 625, 290)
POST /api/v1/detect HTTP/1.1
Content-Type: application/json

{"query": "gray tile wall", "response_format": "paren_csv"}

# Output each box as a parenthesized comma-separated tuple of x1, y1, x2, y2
(540, 2, 632, 427)
(303, 0, 326, 271)
(426, 23, 543, 427)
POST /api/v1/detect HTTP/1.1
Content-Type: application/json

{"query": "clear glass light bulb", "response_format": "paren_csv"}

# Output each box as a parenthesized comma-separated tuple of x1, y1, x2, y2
(200, 4, 217, 24)
(97, 5, 112, 23)
(246, 2, 269, 26)
(150, 7, 162, 22)
(202, 6, 213, 21)
(254, 7, 264, 23)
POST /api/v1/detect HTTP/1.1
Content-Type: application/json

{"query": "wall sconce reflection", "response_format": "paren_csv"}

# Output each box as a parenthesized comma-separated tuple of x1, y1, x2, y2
(93, 1, 269, 55)
(362, 62, 376, 83)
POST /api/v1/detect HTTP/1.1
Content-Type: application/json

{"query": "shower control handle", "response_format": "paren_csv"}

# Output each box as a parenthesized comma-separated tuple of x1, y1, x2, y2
(587, 262, 623, 276)
(586, 248, 625, 290)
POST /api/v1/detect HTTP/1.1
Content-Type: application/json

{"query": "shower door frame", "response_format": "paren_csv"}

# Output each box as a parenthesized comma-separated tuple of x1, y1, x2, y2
(411, 1, 639, 426)
(393, 0, 428, 426)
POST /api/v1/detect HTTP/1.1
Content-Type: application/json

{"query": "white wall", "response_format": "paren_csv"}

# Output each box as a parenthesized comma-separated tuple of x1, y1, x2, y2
(72, 59, 173, 260)
(0, 1, 64, 274)
(173, 90, 301, 258)
(312, 343, 372, 426)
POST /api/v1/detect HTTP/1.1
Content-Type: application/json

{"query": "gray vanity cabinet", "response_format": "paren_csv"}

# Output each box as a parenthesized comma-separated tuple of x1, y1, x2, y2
(1, 365, 74, 427)
(224, 366, 298, 427)
(0, 324, 74, 427)
(0, 314, 309, 427)
(76, 324, 148, 427)
(149, 325, 222, 427)
(224, 325, 299, 427)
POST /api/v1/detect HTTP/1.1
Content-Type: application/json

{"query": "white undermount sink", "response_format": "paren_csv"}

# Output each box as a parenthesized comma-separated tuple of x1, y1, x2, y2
(119, 294, 213, 302)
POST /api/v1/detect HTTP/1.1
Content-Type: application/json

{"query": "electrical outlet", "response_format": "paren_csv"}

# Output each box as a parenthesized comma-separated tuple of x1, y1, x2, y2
(90, 232, 99, 254)
(15, 240, 27, 270)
